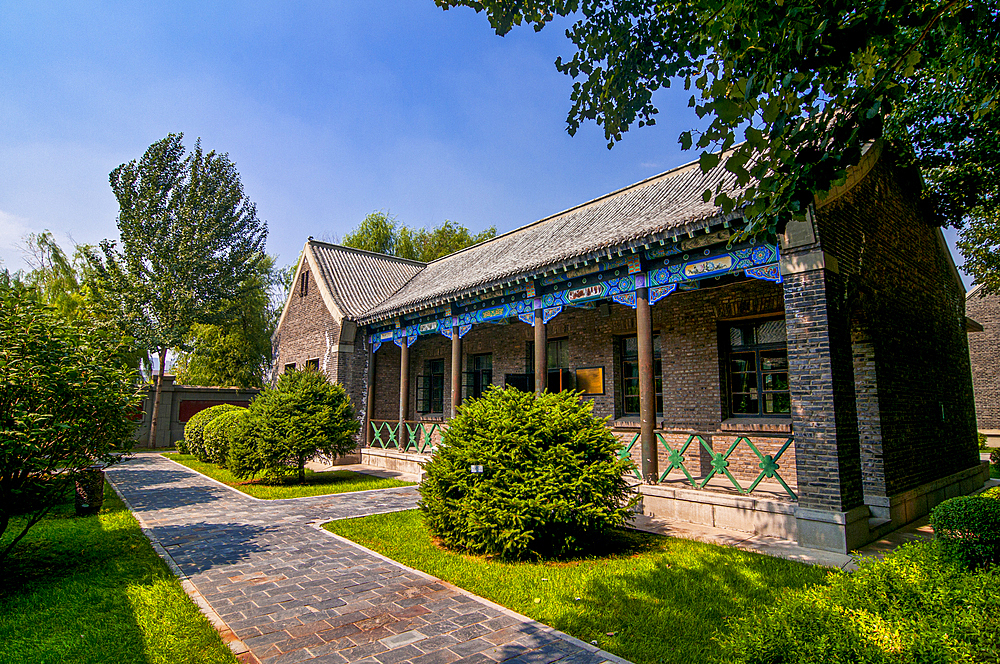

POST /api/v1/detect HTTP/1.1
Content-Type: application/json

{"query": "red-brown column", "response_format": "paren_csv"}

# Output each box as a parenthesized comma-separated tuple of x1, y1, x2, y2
(451, 324, 462, 416)
(534, 302, 546, 395)
(636, 282, 658, 482)
(365, 339, 376, 446)
(399, 338, 409, 443)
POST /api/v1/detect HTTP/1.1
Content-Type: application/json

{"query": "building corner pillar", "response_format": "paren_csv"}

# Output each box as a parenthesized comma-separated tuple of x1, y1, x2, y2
(399, 339, 410, 440)
(365, 340, 376, 446)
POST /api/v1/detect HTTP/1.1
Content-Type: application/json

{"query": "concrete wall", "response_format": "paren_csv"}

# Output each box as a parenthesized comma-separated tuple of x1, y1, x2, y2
(133, 376, 259, 448)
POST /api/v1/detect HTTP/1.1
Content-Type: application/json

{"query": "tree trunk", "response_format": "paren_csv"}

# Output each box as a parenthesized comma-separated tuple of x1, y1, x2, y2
(298, 456, 306, 484)
(148, 348, 167, 447)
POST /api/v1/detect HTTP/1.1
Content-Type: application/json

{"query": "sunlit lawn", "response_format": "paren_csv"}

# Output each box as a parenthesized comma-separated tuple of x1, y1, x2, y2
(326, 509, 831, 664)
(163, 452, 414, 499)
(0, 483, 237, 664)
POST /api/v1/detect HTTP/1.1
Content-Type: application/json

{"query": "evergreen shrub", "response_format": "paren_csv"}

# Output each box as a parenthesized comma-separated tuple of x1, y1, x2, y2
(183, 404, 243, 462)
(932, 495, 1000, 569)
(992, 447, 1000, 468)
(202, 408, 247, 466)
(717, 540, 1000, 663)
(419, 386, 637, 560)
(227, 369, 359, 483)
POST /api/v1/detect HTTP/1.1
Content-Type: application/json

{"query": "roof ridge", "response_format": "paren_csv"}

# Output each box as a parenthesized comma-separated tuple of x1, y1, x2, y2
(308, 239, 428, 267)
(422, 149, 726, 266)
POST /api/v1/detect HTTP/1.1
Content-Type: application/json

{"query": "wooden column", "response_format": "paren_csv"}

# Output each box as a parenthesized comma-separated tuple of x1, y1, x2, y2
(451, 324, 462, 416)
(534, 303, 546, 395)
(365, 341, 376, 445)
(636, 283, 658, 482)
(399, 339, 410, 439)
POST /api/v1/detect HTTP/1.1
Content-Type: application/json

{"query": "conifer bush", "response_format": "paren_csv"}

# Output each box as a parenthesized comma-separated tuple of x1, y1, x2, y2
(419, 386, 637, 560)
(183, 404, 242, 462)
(227, 369, 359, 483)
(202, 408, 247, 466)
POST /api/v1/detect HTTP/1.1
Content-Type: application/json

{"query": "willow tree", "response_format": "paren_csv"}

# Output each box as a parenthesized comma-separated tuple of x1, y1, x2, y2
(97, 134, 267, 446)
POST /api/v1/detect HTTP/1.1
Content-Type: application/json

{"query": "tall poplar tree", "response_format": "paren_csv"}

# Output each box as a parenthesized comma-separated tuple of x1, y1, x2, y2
(97, 134, 267, 446)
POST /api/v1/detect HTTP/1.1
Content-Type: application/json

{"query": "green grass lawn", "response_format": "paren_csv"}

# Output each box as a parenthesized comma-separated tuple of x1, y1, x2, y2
(163, 453, 414, 499)
(325, 509, 830, 664)
(0, 483, 237, 664)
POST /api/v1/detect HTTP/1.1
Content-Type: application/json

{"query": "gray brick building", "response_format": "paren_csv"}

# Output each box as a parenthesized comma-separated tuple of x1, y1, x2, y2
(966, 285, 1000, 442)
(273, 141, 987, 553)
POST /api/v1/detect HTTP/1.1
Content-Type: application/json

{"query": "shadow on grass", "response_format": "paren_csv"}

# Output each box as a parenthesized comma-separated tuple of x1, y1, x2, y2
(0, 483, 237, 664)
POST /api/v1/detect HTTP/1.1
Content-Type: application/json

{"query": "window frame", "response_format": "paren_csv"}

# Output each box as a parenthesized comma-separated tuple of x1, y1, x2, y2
(619, 334, 663, 417)
(724, 318, 791, 418)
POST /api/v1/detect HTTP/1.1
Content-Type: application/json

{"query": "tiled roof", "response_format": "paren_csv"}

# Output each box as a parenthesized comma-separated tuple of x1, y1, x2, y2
(306, 242, 425, 319)
(356, 156, 738, 322)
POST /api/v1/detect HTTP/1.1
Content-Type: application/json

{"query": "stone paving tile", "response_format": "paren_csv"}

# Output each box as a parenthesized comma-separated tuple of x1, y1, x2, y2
(107, 454, 620, 664)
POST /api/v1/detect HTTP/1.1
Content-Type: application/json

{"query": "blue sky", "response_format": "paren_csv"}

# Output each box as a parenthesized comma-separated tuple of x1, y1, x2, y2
(0, 0, 970, 286)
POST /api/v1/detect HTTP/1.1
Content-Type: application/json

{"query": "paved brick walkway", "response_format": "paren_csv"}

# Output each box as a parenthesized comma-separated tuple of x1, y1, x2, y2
(107, 454, 621, 664)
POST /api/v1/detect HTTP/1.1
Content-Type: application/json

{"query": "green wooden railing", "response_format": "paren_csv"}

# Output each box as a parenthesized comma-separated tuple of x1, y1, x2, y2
(369, 420, 442, 454)
(618, 432, 797, 500)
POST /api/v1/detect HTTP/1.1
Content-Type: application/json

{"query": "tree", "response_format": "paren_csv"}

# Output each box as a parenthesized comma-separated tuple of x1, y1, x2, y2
(433, 1, 998, 240)
(0, 275, 139, 561)
(228, 369, 360, 483)
(96, 133, 267, 446)
(173, 255, 286, 388)
(343, 211, 496, 262)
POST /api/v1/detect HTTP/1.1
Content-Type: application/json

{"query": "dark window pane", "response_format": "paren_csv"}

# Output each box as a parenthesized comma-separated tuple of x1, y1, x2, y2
(729, 327, 746, 348)
(623, 336, 638, 360)
(731, 393, 758, 414)
(760, 355, 788, 372)
(763, 372, 789, 391)
(764, 392, 791, 414)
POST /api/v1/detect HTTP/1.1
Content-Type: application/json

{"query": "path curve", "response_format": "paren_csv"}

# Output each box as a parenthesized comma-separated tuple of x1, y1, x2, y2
(107, 454, 625, 664)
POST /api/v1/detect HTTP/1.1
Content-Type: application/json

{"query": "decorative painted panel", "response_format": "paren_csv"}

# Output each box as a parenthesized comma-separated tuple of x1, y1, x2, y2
(611, 292, 636, 308)
(744, 263, 782, 283)
(542, 306, 562, 324)
(518, 312, 535, 326)
(649, 284, 677, 305)
(648, 242, 779, 286)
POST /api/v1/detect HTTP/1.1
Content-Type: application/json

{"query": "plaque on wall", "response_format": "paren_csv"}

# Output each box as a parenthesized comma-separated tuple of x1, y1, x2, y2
(575, 367, 605, 395)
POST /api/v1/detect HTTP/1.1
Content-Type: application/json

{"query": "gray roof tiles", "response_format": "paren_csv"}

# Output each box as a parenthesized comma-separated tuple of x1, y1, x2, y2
(358, 157, 737, 321)
(307, 242, 425, 319)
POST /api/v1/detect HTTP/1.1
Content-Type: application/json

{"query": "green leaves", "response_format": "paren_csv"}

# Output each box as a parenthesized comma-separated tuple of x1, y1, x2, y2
(436, 0, 999, 239)
(0, 276, 140, 559)
(343, 212, 497, 263)
(419, 386, 637, 560)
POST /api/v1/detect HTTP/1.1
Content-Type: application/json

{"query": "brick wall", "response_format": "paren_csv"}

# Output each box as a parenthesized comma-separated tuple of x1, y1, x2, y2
(966, 290, 1000, 429)
(814, 152, 979, 497)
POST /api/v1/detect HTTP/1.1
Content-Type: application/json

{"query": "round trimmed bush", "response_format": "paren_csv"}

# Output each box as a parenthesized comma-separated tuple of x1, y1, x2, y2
(419, 385, 637, 560)
(931, 495, 1000, 569)
(202, 408, 247, 466)
(183, 404, 244, 462)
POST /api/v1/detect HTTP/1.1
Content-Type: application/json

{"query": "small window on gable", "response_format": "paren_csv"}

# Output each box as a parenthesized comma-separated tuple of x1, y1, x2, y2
(284, 363, 296, 373)
(299, 271, 309, 297)
(305, 358, 319, 371)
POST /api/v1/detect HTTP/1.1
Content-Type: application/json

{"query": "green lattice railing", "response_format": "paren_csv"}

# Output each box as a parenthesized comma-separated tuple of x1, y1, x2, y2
(618, 432, 797, 500)
(369, 420, 442, 454)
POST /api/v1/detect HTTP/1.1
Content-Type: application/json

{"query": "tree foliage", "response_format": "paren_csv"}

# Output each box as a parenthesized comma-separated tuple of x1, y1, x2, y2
(228, 369, 360, 483)
(433, 1, 998, 245)
(0, 275, 139, 560)
(343, 211, 496, 262)
(419, 386, 637, 560)
(173, 255, 286, 388)
(95, 133, 267, 444)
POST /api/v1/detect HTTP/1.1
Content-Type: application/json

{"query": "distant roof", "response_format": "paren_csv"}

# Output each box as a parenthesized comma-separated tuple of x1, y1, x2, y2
(306, 242, 424, 319)
(358, 156, 738, 322)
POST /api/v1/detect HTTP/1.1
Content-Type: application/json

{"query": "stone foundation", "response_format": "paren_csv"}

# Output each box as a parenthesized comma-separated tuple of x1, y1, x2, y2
(361, 448, 429, 477)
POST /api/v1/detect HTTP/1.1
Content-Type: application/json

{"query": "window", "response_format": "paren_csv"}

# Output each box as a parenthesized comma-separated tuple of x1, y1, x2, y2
(621, 335, 662, 416)
(524, 339, 574, 392)
(463, 354, 493, 400)
(305, 358, 319, 371)
(726, 319, 790, 417)
(299, 271, 309, 297)
(417, 359, 445, 413)
(284, 362, 296, 373)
